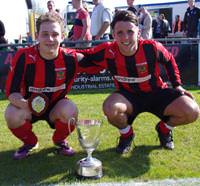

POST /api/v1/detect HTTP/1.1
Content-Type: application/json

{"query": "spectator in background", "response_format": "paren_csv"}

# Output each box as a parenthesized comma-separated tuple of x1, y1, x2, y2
(0, 20, 8, 49)
(47, 0, 63, 17)
(90, 0, 113, 41)
(26, 32, 33, 44)
(152, 14, 171, 38)
(47, 0, 56, 12)
(159, 13, 171, 38)
(152, 16, 162, 38)
(173, 15, 182, 34)
(138, 7, 152, 39)
(127, 0, 137, 15)
(70, 0, 92, 48)
(183, 0, 200, 37)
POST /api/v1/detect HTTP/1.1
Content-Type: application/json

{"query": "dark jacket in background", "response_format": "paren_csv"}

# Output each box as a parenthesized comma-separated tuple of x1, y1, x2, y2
(161, 19, 171, 37)
(183, 6, 200, 37)
(0, 20, 8, 50)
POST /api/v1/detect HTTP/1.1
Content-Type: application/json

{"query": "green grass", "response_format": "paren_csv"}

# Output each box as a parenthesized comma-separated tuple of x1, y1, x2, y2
(0, 89, 200, 185)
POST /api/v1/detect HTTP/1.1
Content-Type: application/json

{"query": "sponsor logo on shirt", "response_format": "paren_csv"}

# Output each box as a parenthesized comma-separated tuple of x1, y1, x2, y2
(114, 74, 151, 83)
(29, 84, 66, 93)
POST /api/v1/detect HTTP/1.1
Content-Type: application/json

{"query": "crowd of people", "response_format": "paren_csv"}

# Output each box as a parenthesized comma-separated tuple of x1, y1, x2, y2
(126, 0, 200, 39)
(58, 0, 200, 45)
(67, 0, 113, 47)
(2, 0, 199, 161)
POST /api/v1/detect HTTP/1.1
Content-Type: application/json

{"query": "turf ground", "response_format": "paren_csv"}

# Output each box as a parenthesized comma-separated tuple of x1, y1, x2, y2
(0, 88, 200, 185)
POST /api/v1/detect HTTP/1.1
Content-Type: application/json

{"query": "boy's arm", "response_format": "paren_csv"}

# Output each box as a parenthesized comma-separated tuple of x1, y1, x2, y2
(76, 43, 109, 74)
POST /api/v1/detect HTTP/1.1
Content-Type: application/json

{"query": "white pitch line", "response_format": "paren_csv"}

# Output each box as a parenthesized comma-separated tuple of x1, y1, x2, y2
(59, 178, 200, 186)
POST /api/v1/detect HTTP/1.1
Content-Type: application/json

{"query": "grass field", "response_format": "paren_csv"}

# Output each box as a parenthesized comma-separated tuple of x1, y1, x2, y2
(0, 88, 200, 185)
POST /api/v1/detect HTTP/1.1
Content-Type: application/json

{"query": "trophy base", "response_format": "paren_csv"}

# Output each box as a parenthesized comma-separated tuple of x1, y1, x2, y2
(76, 157, 103, 179)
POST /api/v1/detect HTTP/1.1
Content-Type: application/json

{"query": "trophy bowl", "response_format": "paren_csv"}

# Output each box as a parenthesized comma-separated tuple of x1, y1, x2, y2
(76, 119, 103, 179)
(28, 93, 49, 116)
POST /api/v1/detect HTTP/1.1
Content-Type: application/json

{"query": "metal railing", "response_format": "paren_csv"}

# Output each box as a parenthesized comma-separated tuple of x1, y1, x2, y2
(1, 37, 200, 50)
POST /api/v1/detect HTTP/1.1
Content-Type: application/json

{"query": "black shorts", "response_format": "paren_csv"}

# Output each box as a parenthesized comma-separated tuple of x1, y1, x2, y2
(116, 88, 183, 124)
(31, 103, 55, 129)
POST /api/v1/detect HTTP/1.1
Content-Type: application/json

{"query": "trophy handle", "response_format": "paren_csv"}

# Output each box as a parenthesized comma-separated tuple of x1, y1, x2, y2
(68, 117, 76, 134)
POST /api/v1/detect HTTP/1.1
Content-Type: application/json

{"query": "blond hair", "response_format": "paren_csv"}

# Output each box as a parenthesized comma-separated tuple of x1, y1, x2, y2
(36, 12, 64, 33)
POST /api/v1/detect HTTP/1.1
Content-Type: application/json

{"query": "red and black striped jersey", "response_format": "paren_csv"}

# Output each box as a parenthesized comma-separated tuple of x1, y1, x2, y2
(6, 45, 78, 104)
(78, 39, 182, 93)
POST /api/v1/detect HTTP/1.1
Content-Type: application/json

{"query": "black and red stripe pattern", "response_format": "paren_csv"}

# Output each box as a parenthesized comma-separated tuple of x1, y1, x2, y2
(78, 39, 182, 93)
(6, 45, 78, 104)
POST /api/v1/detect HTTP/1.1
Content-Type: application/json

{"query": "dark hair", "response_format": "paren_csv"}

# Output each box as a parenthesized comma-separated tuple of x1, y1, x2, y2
(47, 0, 54, 5)
(0, 36, 7, 44)
(36, 12, 64, 33)
(111, 10, 138, 30)
(0, 20, 5, 37)
(160, 14, 165, 19)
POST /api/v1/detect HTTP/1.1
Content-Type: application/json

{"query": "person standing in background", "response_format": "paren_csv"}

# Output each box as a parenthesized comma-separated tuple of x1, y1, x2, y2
(138, 7, 152, 39)
(90, 0, 113, 41)
(69, 0, 92, 47)
(160, 14, 171, 38)
(152, 16, 162, 38)
(183, 0, 200, 37)
(26, 32, 33, 44)
(47, 0, 56, 13)
(173, 15, 182, 34)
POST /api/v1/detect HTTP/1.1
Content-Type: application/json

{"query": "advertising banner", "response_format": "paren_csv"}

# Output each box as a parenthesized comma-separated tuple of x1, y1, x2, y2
(0, 50, 14, 92)
(0, 43, 199, 93)
(164, 43, 198, 85)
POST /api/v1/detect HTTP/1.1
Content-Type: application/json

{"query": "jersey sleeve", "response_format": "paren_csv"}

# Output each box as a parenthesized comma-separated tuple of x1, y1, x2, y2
(155, 41, 182, 87)
(5, 49, 26, 97)
(76, 42, 110, 74)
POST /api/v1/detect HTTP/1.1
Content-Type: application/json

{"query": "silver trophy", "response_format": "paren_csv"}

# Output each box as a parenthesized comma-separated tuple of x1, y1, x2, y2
(76, 119, 103, 179)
